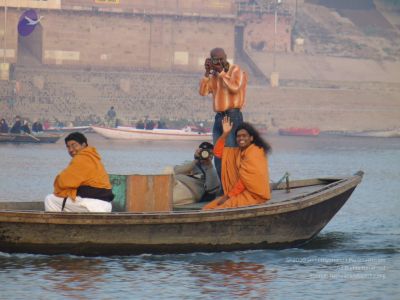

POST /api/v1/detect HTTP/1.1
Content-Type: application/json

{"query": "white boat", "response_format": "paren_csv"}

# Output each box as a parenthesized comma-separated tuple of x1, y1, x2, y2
(45, 126, 92, 133)
(322, 128, 400, 138)
(91, 126, 212, 141)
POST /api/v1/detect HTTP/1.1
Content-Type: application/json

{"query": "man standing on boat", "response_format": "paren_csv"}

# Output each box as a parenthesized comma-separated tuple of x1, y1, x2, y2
(199, 48, 248, 182)
(44, 132, 114, 212)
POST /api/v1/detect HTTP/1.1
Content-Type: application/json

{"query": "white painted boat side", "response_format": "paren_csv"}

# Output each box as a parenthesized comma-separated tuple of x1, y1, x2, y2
(91, 126, 212, 141)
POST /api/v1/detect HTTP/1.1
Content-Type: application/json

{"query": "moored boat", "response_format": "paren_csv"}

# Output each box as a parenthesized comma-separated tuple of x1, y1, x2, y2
(0, 171, 363, 255)
(321, 128, 400, 138)
(91, 125, 212, 141)
(279, 127, 320, 136)
(44, 125, 93, 134)
(0, 132, 63, 143)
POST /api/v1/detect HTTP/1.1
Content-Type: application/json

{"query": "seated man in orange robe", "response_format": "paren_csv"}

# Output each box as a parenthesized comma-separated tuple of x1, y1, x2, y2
(45, 132, 114, 212)
(203, 116, 271, 210)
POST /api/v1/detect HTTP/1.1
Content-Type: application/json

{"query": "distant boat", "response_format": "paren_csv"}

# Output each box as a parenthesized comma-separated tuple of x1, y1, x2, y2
(92, 126, 212, 141)
(279, 127, 320, 136)
(321, 129, 400, 138)
(0, 171, 364, 255)
(44, 126, 92, 133)
(255, 126, 268, 135)
(0, 132, 62, 143)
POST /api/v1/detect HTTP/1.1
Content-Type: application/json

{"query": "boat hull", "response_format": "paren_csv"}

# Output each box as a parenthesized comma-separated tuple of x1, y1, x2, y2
(92, 126, 212, 141)
(0, 133, 62, 143)
(44, 126, 92, 134)
(321, 129, 400, 138)
(0, 174, 362, 255)
(278, 128, 320, 136)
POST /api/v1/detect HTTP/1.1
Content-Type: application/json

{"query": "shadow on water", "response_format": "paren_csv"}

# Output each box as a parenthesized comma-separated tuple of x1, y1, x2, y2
(300, 231, 400, 254)
(300, 231, 356, 250)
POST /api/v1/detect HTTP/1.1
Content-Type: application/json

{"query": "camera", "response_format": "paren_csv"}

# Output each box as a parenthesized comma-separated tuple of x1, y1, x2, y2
(196, 141, 214, 161)
(198, 148, 212, 160)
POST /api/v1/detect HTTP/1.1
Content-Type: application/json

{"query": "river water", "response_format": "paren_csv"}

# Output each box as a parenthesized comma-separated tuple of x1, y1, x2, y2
(0, 134, 399, 299)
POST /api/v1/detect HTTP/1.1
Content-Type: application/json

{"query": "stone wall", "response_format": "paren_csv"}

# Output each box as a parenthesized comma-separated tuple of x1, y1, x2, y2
(3, 8, 235, 71)
(0, 9, 19, 64)
(41, 11, 234, 71)
(243, 14, 292, 53)
(2, 66, 399, 133)
(62, 0, 235, 16)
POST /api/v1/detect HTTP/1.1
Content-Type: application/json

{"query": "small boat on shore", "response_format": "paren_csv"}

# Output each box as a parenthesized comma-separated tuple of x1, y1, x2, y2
(279, 127, 320, 136)
(0, 171, 363, 255)
(92, 125, 212, 141)
(0, 132, 62, 143)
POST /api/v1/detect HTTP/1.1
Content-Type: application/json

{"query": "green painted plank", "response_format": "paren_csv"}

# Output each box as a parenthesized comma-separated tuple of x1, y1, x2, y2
(109, 174, 127, 212)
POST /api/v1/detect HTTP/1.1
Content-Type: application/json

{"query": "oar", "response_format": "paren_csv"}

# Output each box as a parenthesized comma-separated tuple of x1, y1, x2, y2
(23, 132, 41, 142)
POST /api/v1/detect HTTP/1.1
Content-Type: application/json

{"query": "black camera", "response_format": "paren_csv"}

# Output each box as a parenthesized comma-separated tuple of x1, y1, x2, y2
(198, 148, 212, 160)
(196, 141, 214, 161)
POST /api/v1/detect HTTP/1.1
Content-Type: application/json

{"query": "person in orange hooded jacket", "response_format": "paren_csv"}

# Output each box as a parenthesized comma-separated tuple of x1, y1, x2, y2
(45, 132, 114, 212)
(203, 117, 271, 210)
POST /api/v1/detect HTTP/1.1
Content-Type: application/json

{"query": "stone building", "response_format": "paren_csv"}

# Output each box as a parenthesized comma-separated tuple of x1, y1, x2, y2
(0, 0, 237, 71)
(1, 0, 293, 72)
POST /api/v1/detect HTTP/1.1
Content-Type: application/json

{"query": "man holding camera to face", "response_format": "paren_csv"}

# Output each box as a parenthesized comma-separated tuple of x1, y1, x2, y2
(199, 48, 248, 182)
(172, 142, 220, 206)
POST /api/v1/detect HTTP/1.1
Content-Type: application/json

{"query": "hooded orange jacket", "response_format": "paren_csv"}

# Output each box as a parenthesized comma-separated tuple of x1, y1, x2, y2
(53, 146, 112, 200)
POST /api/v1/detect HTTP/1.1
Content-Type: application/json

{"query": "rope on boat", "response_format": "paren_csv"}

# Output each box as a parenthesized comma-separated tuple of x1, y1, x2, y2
(273, 172, 291, 193)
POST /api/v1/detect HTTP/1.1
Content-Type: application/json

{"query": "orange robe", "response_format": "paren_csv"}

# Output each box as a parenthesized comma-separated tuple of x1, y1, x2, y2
(53, 146, 112, 200)
(199, 64, 248, 112)
(203, 137, 270, 210)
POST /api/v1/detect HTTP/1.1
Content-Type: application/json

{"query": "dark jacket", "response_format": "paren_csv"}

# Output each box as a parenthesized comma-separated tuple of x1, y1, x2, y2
(21, 124, 31, 134)
(32, 122, 43, 133)
(10, 120, 22, 134)
(0, 120, 9, 133)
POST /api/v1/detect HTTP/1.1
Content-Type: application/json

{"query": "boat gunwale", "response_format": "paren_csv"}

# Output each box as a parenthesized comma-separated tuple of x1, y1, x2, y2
(91, 126, 211, 138)
(0, 133, 62, 138)
(0, 132, 63, 143)
(0, 173, 363, 225)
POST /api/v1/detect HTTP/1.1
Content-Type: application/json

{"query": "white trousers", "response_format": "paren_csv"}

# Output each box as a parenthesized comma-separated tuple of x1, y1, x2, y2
(44, 194, 112, 213)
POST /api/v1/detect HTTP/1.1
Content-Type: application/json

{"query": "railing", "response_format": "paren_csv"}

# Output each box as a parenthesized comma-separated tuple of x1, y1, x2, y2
(236, 0, 291, 16)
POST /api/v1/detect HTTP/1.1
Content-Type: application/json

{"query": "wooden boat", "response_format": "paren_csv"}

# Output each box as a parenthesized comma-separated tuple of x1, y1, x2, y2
(279, 127, 320, 136)
(92, 125, 212, 141)
(321, 128, 400, 138)
(44, 125, 92, 134)
(0, 132, 62, 143)
(0, 171, 363, 255)
(0, 134, 15, 142)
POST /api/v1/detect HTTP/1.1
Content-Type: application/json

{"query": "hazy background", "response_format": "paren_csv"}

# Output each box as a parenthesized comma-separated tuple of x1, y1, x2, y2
(0, 0, 399, 132)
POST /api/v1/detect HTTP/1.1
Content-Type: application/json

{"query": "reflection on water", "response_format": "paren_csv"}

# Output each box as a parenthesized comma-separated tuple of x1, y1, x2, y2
(198, 260, 275, 298)
(0, 135, 399, 299)
(0, 255, 108, 298)
(42, 258, 108, 294)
